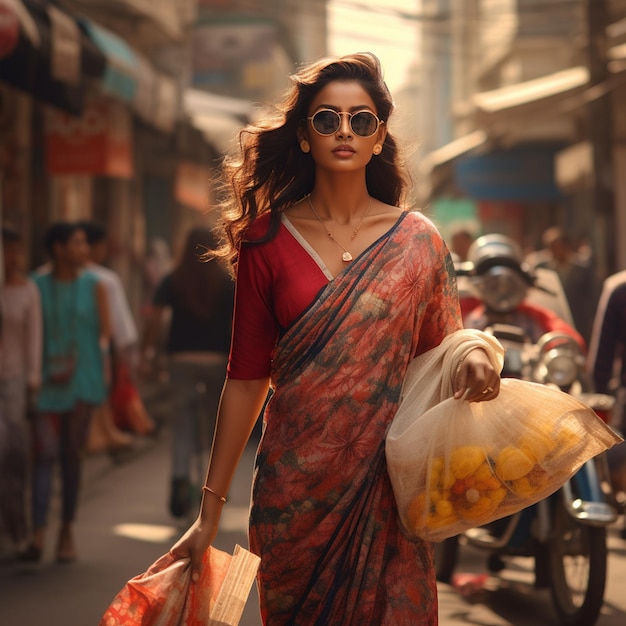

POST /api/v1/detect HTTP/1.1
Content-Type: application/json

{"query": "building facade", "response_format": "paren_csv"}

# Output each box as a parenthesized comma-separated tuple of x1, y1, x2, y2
(417, 0, 626, 280)
(0, 0, 328, 319)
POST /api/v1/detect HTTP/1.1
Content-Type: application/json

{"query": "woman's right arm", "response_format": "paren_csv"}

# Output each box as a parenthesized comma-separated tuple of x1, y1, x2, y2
(169, 376, 270, 581)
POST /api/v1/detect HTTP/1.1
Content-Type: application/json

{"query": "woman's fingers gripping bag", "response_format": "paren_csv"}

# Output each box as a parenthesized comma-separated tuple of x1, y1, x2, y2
(385, 330, 624, 542)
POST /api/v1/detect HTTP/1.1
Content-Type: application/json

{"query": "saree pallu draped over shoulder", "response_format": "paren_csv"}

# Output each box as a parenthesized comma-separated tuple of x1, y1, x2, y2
(249, 211, 462, 625)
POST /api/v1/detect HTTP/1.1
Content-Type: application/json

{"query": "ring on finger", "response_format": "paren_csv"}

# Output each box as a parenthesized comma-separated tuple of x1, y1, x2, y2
(481, 386, 494, 395)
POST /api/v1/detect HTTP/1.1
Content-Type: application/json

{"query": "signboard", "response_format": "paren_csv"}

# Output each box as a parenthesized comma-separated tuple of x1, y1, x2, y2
(192, 17, 275, 91)
(45, 99, 133, 178)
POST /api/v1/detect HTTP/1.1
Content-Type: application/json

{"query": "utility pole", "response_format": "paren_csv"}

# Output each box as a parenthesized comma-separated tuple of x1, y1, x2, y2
(586, 0, 616, 281)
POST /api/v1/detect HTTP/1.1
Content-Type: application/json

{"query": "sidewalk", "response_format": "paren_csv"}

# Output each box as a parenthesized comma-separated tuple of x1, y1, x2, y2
(5, 379, 603, 625)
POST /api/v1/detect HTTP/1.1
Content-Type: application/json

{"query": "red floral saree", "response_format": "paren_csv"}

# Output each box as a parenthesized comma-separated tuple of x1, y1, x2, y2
(249, 211, 462, 625)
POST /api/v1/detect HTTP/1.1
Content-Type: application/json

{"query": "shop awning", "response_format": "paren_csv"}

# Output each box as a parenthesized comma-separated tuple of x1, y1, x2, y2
(79, 18, 139, 101)
(419, 130, 488, 175)
(0, 0, 95, 114)
(473, 67, 589, 117)
(0, 0, 40, 58)
(184, 89, 253, 154)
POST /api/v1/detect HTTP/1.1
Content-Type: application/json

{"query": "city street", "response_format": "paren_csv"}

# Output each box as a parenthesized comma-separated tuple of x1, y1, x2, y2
(1, 413, 626, 625)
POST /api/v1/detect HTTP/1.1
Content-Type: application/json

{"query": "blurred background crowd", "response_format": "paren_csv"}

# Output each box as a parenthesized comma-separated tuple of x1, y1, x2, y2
(2, 0, 626, 619)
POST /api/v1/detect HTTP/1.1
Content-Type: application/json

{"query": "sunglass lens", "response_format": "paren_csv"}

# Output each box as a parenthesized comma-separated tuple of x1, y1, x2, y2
(351, 111, 378, 136)
(312, 111, 339, 135)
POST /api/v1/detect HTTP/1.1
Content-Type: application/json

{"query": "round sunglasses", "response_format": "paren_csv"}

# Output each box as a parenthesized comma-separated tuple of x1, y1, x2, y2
(306, 109, 382, 138)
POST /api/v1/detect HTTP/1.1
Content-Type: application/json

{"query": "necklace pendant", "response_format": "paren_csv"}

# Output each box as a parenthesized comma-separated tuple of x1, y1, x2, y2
(342, 251, 353, 262)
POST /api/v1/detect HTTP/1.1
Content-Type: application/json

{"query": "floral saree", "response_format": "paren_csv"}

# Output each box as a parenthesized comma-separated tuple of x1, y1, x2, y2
(249, 211, 462, 625)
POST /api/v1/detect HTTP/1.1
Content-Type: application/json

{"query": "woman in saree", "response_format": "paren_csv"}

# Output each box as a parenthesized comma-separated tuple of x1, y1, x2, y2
(170, 52, 501, 624)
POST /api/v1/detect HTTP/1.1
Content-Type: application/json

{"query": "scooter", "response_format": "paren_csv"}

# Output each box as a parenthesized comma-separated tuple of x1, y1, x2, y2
(436, 235, 619, 626)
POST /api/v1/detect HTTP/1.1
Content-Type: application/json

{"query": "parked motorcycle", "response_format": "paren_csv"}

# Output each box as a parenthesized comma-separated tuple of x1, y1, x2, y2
(435, 234, 619, 626)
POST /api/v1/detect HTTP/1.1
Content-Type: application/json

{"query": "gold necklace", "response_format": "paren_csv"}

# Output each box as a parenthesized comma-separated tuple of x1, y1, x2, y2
(306, 194, 372, 262)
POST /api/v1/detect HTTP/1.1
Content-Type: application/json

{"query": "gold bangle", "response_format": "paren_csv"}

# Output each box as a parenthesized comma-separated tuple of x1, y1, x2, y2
(202, 485, 227, 504)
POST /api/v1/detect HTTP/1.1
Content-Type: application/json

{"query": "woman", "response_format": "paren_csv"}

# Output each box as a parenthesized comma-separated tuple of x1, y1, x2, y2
(170, 53, 501, 624)
(140, 226, 234, 518)
(21, 222, 110, 563)
(0, 227, 42, 549)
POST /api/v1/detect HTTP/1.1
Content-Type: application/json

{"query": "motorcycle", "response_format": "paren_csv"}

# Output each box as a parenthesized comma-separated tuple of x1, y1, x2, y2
(435, 234, 620, 626)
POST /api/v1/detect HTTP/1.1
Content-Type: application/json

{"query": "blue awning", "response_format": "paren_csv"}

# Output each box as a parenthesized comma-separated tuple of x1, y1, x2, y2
(79, 18, 138, 101)
(454, 144, 566, 201)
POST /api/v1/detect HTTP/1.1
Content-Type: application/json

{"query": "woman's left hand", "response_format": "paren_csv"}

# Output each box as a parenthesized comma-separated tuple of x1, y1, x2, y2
(454, 348, 500, 402)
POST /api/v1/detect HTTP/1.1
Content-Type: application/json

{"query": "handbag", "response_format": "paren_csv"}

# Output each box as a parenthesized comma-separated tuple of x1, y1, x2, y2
(110, 363, 155, 434)
(47, 350, 77, 385)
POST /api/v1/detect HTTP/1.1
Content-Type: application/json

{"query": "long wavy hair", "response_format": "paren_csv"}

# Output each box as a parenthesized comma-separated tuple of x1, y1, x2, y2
(215, 52, 409, 269)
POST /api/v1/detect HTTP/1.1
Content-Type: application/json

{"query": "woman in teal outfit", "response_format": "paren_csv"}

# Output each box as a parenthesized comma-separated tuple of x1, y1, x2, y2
(21, 222, 110, 563)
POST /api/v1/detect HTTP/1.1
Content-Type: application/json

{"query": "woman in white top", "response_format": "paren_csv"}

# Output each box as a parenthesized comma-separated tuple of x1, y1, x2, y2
(0, 226, 42, 549)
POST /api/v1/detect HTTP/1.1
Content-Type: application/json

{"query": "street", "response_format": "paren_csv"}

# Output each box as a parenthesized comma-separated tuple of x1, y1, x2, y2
(1, 419, 626, 626)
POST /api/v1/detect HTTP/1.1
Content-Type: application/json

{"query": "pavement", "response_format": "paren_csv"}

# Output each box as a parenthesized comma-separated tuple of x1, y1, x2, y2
(1, 382, 626, 625)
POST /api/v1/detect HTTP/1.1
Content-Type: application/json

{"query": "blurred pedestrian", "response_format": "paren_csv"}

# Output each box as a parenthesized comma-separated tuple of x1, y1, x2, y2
(450, 228, 474, 263)
(526, 226, 596, 343)
(140, 226, 234, 518)
(587, 269, 626, 537)
(141, 237, 171, 324)
(168, 52, 499, 624)
(0, 226, 42, 551)
(20, 222, 110, 563)
(78, 221, 139, 370)
(78, 220, 154, 445)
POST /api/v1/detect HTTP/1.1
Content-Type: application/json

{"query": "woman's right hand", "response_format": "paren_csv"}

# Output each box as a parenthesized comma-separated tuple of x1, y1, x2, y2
(169, 513, 220, 583)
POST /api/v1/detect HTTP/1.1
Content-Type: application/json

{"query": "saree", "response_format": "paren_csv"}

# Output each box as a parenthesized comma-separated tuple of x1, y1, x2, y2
(249, 211, 463, 625)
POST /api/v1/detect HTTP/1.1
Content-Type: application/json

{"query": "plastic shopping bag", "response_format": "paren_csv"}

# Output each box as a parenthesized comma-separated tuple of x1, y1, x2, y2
(386, 376, 623, 543)
(99, 544, 260, 626)
(111, 363, 156, 435)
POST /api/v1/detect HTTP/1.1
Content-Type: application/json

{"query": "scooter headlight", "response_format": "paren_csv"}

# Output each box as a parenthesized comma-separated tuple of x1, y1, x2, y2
(475, 266, 528, 313)
(543, 350, 580, 387)
(535, 332, 584, 388)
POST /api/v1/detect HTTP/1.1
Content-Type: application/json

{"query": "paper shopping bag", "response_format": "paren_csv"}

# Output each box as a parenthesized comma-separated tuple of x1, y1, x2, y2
(99, 544, 260, 626)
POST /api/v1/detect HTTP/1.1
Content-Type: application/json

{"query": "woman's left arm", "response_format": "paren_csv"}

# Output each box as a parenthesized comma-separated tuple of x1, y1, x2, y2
(454, 348, 500, 402)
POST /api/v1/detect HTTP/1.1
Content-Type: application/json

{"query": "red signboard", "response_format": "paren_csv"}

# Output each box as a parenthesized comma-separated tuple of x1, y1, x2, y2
(45, 99, 133, 178)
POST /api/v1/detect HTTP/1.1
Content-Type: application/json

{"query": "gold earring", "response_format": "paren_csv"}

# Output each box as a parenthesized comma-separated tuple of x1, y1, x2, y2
(373, 144, 382, 155)
(300, 139, 310, 153)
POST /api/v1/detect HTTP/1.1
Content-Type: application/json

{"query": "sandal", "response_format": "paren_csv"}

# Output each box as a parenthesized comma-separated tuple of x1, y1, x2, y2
(56, 550, 77, 564)
(18, 544, 42, 563)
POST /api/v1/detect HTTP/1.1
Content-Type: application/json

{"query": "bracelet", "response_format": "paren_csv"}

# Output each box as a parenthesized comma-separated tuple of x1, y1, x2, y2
(202, 485, 227, 504)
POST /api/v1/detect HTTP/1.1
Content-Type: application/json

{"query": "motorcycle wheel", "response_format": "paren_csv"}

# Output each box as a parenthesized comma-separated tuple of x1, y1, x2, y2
(434, 535, 459, 583)
(548, 500, 607, 626)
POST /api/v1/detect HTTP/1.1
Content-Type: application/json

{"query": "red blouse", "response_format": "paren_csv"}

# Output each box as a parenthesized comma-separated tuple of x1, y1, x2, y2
(227, 214, 331, 379)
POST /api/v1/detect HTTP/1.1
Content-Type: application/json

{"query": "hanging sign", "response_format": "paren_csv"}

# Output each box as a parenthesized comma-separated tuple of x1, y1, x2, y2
(45, 99, 133, 178)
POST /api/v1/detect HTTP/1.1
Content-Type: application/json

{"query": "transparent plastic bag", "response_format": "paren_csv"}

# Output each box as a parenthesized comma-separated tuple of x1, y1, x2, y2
(386, 377, 623, 542)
